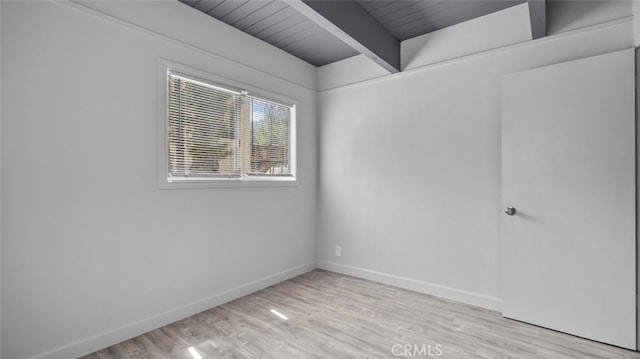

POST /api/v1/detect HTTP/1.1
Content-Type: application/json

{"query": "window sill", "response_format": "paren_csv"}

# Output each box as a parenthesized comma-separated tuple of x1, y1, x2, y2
(159, 176, 298, 189)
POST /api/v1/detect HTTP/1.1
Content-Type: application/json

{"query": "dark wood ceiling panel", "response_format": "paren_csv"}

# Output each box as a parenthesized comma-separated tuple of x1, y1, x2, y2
(359, 0, 526, 41)
(376, 3, 430, 24)
(191, 0, 224, 14)
(219, 1, 274, 25)
(267, 20, 316, 46)
(431, 1, 523, 25)
(290, 38, 358, 66)
(528, 0, 546, 39)
(357, 0, 397, 13)
(242, 6, 298, 35)
(206, 0, 249, 18)
(291, 0, 400, 72)
(369, 1, 416, 19)
(397, 1, 455, 23)
(378, 7, 441, 34)
(389, 2, 478, 35)
(285, 31, 327, 53)
(280, 24, 360, 64)
(268, 12, 360, 66)
(180, 0, 199, 6)
(233, 1, 289, 30)
(405, 1, 523, 38)
(179, 0, 536, 67)
(274, 31, 319, 50)
(253, 12, 308, 40)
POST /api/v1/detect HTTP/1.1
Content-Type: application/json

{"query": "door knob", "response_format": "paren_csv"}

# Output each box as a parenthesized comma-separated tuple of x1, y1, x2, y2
(505, 207, 516, 216)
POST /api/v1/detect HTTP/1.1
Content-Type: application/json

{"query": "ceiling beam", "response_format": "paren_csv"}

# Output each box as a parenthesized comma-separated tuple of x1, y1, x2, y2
(528, 0, 546, 39)
(287, 0, 400, 73)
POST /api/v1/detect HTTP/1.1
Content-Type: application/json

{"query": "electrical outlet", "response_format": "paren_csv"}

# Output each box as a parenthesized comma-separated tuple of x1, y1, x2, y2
(335, 245, 342, 257)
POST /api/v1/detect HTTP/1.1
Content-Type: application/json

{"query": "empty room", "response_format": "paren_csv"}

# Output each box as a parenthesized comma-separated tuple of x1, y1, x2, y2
(2, 0, 640, 358)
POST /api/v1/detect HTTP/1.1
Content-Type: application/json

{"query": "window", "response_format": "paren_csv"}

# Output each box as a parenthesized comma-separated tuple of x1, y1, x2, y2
(160, 65, 296, 188)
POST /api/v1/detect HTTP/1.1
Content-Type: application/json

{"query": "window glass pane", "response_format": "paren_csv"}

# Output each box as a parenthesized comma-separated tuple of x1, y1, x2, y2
(167, 72, 241, 178)
(250, 98, 291, 175)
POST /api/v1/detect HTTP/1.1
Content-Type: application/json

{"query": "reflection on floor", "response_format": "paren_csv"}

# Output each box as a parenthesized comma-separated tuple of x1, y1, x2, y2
(82, 270, 640, 359)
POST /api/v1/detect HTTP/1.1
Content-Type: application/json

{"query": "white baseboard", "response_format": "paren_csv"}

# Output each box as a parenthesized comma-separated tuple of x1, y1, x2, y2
(318, 261, 502, 312)
(30, 262, 317, 359)
(30, 261, 501, 359)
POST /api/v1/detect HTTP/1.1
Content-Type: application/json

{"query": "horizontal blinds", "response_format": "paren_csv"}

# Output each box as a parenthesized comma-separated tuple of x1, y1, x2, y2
(167, 71, 241, 178)
(249, 97, 291, 175)
(166, 69, 293, 180)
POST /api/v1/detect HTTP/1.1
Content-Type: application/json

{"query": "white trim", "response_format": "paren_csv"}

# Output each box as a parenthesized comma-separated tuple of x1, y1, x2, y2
(157, 59, 299, 189)
(160, 59, 300, 107)
(26, 260, 503, 359)
(60, 0, 316, 93)
(318, 261, 502, 312)
(319, 16, 633, 93)
(27, 262, 318, 359)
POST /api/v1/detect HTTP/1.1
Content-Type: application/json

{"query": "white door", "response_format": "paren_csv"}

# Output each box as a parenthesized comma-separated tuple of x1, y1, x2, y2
(501, 49, 636, 350)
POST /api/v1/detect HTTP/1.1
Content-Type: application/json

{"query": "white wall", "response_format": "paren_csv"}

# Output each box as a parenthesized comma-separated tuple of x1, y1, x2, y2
(75, 0, 316, 92)
(317, 54, 389, 92)
(636, 47, 640, 353)
(0, 1, 3, 356)
(548, 0, 632, 36)
(2, 1, 637, 358)
(1, 1, 317, 359)
(401, 3, 532, 71)
(317, 13, 633, 309)
(634, 0, 640, 45)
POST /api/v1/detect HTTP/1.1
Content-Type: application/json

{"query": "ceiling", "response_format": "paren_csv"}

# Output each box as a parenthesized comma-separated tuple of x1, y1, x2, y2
(179, 0, 536, 71)
(357, 0, 525, 41)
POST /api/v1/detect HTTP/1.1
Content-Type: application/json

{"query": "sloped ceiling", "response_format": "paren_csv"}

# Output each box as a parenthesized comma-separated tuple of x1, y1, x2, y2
(179, 0, 543, 72)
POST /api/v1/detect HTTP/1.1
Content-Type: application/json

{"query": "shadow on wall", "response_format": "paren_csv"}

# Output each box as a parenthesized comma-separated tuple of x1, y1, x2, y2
(546, 0, 631, 35)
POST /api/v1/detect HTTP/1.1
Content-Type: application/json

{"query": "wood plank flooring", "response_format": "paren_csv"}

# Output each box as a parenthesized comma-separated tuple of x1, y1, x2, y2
(81, 270, 640, 358)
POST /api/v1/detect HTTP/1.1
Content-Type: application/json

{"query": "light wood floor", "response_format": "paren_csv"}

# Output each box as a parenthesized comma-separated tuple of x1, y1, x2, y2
(82, 270, 640, 359)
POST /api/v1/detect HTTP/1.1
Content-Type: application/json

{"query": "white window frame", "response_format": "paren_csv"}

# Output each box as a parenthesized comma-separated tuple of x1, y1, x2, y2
(158, 60, 298, 189)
